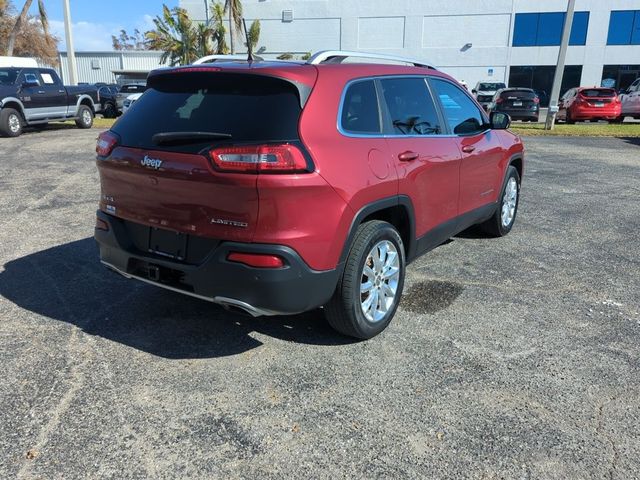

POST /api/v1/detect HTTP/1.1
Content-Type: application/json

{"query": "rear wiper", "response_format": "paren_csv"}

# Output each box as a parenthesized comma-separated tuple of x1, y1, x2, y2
(152, 131, 232, 146)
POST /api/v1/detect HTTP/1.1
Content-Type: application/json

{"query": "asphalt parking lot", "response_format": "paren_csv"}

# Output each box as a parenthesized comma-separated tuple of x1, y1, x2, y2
(0, 128, 639, 479)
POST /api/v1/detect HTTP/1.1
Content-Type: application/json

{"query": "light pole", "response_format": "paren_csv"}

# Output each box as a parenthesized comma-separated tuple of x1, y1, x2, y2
(545, 0, 576, 130)
(204, 0, 209, 25)
(62, 0, 78, 85)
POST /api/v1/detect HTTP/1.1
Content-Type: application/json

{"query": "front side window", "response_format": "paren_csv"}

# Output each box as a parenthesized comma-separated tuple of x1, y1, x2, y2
(607, 11, 640, 45)
(430, 78, 486, 135)
(20, 69, 40, 85)
(340, 80, 381, 134)
(379, 77, 441, 135)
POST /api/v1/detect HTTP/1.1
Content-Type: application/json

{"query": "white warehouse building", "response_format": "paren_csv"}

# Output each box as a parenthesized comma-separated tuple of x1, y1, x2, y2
(180, 0, 640, 103)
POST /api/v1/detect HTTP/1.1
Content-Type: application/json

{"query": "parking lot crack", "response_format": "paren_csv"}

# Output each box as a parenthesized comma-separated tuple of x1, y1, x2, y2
(595, 397, 620, 480)
(15, 259, 95, 479)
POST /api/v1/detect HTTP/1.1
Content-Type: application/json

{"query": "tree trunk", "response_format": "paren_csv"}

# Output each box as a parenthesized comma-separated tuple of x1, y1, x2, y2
(7, 0, 34, 56)
(228, 8, 234, 54)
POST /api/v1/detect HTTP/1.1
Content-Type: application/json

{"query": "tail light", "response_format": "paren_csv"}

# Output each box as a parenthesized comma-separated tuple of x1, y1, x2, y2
(96, 131, 120, 157)
(210, 144, 309, 173)
(227, 252, 285, 268)
(533, 97, 540, 104)
(496, 97, 504, 104)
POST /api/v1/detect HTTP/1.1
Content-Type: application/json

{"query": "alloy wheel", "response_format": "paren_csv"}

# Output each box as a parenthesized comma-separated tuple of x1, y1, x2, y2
(360, 240, 400, 322)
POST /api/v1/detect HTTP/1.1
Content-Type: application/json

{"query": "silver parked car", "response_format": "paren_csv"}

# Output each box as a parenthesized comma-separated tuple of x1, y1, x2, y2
(116, 84, 146, 109)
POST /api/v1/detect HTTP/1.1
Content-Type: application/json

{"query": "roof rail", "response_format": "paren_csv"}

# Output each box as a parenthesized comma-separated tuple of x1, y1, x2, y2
(193, 54, 264, 65)
(306, 50, 436, 69)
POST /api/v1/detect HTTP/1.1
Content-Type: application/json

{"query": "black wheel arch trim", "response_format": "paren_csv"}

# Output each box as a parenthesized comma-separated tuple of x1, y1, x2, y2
(338, 195, 417, 267)
(508, 153, 524, 179)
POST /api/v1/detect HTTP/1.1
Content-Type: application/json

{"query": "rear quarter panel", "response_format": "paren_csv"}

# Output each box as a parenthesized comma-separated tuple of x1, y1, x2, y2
(297, 66, 404, 270)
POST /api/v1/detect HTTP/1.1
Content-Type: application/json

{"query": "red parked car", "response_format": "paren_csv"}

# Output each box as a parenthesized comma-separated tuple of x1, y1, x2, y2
(557, 87, 622, 123)
(94, 51, 525, 339)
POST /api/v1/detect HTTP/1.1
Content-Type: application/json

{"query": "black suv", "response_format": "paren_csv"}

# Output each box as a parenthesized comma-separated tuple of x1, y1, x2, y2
(488, 88, 540, 122)
(97, 85, 120, 118)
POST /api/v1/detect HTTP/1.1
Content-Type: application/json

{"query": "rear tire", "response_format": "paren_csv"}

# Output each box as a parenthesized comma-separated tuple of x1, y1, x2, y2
(566, 111, 575, 124)
(479, 166, 521, 237)
(103, 102, 117, 119)
(75, 105, 94, 129)
(0, 108, 23, 137)
(325, 220, 406, 340)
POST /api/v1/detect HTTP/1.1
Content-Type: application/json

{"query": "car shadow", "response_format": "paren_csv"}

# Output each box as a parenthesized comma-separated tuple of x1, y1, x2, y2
(0, 238, 356, 359)
(620, 136, 640, 147)
(20, 123, 78, 136)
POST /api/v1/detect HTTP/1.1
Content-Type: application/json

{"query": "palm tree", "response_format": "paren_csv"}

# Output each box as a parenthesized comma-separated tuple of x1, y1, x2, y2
(210, 2, 228, 54)
(146, 5, 214, 66)
(245, 19, 260, 53)
(6, 0, 52, 56)
(223, 0, 242, 54)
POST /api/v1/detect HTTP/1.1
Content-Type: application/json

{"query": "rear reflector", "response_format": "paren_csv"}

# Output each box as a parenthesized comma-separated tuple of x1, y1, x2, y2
(95, 217, 109, 231)
(210, 144, 308, 173)
(96, 131, 120, 157)
(227, 252, 285, 268)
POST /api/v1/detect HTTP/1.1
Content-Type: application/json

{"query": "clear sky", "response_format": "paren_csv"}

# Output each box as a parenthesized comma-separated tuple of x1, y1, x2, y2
(29, 0, 179, 51)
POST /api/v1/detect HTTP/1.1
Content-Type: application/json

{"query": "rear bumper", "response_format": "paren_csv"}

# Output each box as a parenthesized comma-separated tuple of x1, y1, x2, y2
(95, 211, 340, 316)
(501, 109, 539, 120)
(571, 108, 621, 120)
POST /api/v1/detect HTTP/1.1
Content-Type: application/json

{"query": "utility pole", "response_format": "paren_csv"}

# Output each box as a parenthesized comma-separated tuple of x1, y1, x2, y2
(545, 0, 576, 130)
(204, 0, 209, 25)
(62, 0, 78, 85)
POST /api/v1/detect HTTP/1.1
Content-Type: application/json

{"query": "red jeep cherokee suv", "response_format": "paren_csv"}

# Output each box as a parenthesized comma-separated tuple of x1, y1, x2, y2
(94, 51, 524, 339)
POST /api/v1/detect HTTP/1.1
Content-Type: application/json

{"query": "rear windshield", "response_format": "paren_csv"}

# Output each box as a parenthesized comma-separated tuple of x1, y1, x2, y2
(478, 83, 506, 91)
(119, 85, 146, 93)
(500, 89, 536, 99)
(112, 73, 302, 152)
(580, 89, 616, 97)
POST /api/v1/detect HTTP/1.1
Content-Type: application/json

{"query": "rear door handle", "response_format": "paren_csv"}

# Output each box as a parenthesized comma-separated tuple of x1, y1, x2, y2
(398, 151, 419, 162)
(461, 145, 476, 154)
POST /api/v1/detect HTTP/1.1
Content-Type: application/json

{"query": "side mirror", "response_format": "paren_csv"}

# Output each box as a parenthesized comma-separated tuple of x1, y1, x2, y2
(472, 89, 477, 94)
(490, 111, 511, 130)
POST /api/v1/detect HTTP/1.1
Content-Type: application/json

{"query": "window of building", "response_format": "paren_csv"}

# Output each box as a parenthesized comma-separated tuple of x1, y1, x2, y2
(379, 78, 441, 136)
(607, 11, 640, 45)
(601, 65, 640, 91)
(429, 78, 485, 135)
(513, 12, 590, 47)
(340, 80, 381, 134)
(508, 65, 583, 106)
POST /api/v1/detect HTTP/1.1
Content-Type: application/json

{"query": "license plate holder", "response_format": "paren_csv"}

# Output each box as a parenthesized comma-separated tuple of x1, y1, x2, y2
(148, 227, 188, 260)
(595, 102, 604, 107)
(513, 101, 523, 107)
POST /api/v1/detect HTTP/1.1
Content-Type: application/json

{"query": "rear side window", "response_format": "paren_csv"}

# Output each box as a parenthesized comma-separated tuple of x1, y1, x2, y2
(113, 73, 302, 152)
(431, 78, 486, 135)
(580, 89, 616, 97)
(380, 78, 441, 135)
(340, 80, 381, 134)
